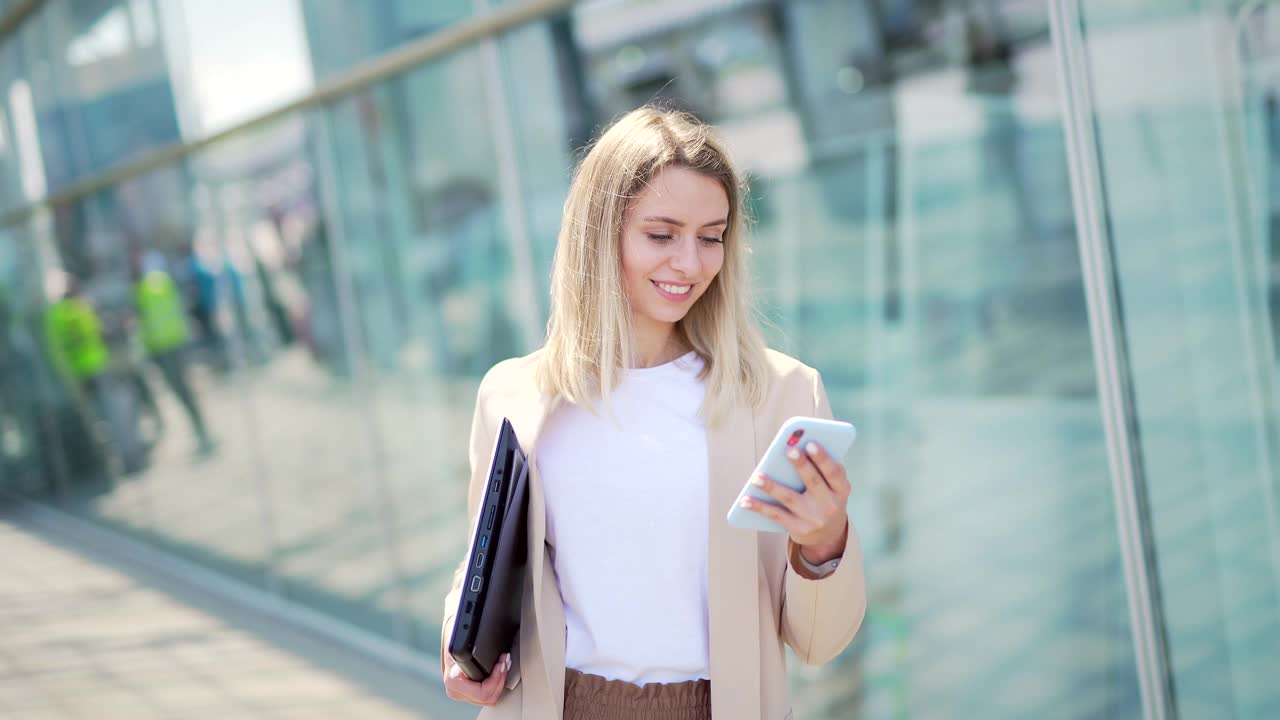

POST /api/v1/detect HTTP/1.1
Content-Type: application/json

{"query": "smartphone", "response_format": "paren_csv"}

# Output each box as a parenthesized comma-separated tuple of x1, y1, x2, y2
(726, 416, 857, 533)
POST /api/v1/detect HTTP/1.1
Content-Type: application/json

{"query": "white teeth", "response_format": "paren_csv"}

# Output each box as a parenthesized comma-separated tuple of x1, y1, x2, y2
(657, 282, 691, 295)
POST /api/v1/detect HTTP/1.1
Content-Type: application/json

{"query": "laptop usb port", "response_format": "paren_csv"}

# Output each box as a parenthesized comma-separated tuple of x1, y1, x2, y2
(479, 535, 488, 549)
(474, 552, 485, 569)
(470, 576, 482, 592)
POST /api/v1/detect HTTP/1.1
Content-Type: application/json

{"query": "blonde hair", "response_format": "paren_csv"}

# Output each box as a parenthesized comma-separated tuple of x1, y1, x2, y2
(536, 106, 770, 426)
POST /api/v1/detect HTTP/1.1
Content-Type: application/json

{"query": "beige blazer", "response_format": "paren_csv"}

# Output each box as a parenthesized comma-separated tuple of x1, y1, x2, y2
(441, 348, 867, 719)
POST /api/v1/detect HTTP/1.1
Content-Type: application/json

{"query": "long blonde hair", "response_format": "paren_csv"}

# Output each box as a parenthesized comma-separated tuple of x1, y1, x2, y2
(536, 106, 770, 427)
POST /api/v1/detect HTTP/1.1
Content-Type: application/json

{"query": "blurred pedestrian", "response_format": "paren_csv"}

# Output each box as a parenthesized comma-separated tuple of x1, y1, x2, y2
(187, 248, 231, 373)
(43, 275, 111, 416)
(133, 254, 216, 455)
(441, 107, 867, 718)
(41, 272, 120, 477)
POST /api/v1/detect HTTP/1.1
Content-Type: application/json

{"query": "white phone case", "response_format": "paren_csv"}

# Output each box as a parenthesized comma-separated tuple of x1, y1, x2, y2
(726, 416, 857, 533)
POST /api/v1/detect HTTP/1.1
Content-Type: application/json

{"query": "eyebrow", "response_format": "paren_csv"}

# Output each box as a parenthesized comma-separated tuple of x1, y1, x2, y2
(642, 215, 728, 228)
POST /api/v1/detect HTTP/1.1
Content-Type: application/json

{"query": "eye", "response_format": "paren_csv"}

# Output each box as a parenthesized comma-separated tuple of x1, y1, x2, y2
(700, 236, 724, 245)
(645, 233, 673, 243)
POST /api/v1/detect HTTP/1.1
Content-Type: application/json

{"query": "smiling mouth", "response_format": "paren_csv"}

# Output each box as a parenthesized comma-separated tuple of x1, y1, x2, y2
(652, 280, 693, 297)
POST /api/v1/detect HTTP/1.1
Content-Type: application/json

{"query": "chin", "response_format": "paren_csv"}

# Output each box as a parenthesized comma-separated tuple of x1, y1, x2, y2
(644, 307, 691, 325)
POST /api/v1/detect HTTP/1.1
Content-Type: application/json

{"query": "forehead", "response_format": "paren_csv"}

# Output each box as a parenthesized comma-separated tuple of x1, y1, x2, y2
(631, 166, 729, 217)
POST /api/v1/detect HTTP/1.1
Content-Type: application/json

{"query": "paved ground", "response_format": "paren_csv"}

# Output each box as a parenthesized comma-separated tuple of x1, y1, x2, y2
(0, 502, 468, 720)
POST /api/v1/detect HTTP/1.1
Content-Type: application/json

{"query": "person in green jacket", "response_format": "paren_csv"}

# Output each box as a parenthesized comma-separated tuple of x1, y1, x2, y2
(134, 258, 215, 454)
(43, 274, 120, 477)
(44, 276, 111, 398)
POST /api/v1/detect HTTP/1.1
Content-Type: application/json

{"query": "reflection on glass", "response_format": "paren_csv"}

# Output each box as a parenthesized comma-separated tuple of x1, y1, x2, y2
(36, 0, 180, 186)
(11, 0, 1279, 717)
(115, 157, 274, 587)
(314, 50, 535, 644)
(204, 114, 408, 629)
(301, 0, 476, 81)
(171, 0, 315, 135)
(1078, 1, 1280, 717)
(0, 226, 58, 497)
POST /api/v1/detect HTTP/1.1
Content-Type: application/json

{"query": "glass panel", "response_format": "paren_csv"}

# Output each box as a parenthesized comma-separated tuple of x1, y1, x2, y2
(40, 189, 156, 528)
(0, 41, 24, 211)
(169, 0, 314, 136)
(0, 3, 1193, 716)
(494, 20, 577, 303)
(2, 209, 76, 501)
(35, 0, 181, 188)
(1243, 0, 1280, 394)
(227, 110, 404, 637)
(1077, 0, 1280, 717)
(316, 49, 534, 646)
(26, 157, 278, 576)
(110, 154, 275, 588)
(0, 223, 55, 497)
(300, 0, 477, 81)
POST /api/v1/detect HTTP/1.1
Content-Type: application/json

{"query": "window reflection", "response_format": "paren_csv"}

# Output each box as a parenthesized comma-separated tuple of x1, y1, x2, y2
(5, 1, 1241, 717)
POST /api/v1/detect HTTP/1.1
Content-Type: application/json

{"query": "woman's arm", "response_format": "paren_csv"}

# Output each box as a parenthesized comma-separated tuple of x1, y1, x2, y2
(438, 371, 514, 705)
(778, 371, 868, 664)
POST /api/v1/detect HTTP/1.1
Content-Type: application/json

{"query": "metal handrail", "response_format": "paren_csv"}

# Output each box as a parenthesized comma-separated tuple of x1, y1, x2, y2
(0, 0, 574, 231)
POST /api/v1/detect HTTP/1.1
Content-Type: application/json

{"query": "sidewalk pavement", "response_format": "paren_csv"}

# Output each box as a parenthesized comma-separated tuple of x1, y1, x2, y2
(0, 502, 470, 720)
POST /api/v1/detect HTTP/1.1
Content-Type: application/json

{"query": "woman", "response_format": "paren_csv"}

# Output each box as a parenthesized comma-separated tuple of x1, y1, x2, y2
(441, 107, 866, 719)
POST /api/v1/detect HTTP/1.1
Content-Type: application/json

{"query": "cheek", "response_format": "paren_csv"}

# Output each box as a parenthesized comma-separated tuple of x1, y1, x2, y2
(620, 236, 651, 293)
(619, 236, 639, 276)
(705, 248, 726, 280)
(693, 250, 725, 301)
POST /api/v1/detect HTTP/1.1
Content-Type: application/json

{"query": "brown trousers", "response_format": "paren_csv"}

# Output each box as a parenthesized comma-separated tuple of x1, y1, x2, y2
(563, 669, 712, 720)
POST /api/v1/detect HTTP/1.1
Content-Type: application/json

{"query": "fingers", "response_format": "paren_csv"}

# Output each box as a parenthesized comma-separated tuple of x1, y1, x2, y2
(478, 655, 510, 701)
(746, 458, 850, 548)
(785, 444, 828, 493)
(740, 495, 815, 536)
(801, 442, 851, 498)
(751, 472, 802, 508)
(444, 653, 510, 706)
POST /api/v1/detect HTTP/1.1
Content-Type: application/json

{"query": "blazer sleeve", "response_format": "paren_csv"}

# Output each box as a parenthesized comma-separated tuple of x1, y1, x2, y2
(440, 373, 497, 673)
(780, 370, 869, 665)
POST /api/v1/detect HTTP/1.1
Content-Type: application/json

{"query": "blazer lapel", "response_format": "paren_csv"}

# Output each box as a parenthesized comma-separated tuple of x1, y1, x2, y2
(707, 403, 762, 720)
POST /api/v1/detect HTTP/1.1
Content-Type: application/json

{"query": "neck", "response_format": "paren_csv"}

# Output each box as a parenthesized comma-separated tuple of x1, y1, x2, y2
(633, 319, 685, 369)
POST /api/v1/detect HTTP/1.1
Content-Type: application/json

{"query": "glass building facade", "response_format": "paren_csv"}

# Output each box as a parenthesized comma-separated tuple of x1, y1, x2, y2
(0, 0, 1277, 717)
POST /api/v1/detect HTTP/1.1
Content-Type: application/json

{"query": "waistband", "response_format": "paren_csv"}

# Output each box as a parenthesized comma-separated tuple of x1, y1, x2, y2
(564, 669, 712, 719)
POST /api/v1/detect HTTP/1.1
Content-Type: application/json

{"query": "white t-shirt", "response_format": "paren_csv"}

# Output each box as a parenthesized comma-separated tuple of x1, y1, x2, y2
(535, 351, 709, 686)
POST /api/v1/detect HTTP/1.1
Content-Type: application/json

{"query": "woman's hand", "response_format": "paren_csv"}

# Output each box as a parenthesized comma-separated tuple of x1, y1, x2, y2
(443, 652, 510, 707)
(740, 441, 850, 565)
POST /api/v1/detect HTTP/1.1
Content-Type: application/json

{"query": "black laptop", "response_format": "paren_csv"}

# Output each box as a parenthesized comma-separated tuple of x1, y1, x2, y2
(447, 417, 530, 681)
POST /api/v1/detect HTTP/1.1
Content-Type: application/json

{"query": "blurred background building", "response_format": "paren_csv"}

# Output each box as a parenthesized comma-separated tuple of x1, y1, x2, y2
(0, 0, 1278, 717)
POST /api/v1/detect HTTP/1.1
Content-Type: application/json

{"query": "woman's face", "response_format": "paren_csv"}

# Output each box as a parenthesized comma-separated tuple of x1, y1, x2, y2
(620, 165, 728, 336)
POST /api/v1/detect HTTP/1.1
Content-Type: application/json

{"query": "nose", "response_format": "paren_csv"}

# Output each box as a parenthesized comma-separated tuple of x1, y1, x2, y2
(668, 235, 701, 278)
